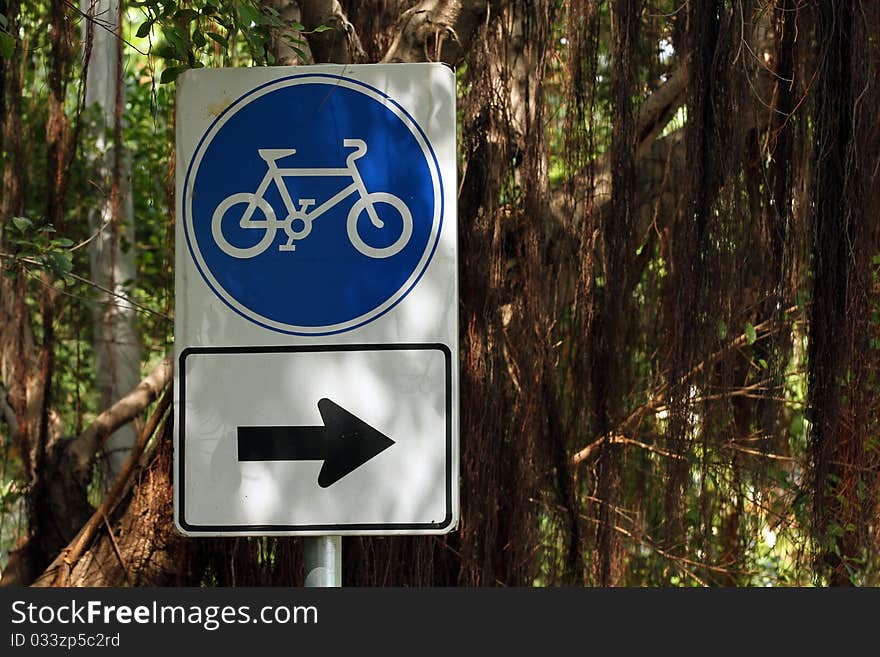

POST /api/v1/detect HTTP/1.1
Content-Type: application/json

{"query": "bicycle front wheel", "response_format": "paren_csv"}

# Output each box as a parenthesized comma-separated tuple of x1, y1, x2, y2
(347, 192, 413, 259)
(211, 193, 277, 259)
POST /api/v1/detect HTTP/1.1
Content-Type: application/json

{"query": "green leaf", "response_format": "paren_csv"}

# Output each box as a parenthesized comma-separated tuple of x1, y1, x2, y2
(159, 0, 178, 18)
(290, 46, 310, 62)
(206, 31, 227, 47)
(135, 19, 153, 38)
(52, 237, 74, 248)
(284, 35, 308, 47)
(309, 24, 334, 33)
(745, 322, 757, 345)
(237, 4, 260, 26)
(160, 66, 184, 84)
(12, 216, 32, 233)
(758, 358, 768, 370)
(192, 28, 206, 48)
(717, 319, 727, 340)
(0, 31, 14, 59)
(0, 13, 8, 29)
(45, 251, 73, 276)
(161, 25, 188, 59)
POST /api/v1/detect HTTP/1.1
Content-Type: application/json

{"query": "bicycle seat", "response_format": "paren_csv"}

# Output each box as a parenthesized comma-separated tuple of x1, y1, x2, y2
(258, 148, 297, 162)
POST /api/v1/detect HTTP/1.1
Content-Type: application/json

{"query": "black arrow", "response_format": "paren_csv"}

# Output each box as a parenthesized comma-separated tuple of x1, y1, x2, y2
(237, 398, 395, 487)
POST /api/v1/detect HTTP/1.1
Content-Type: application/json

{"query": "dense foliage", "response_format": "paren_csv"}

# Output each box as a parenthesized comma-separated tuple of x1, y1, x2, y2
(0, 0, 878, 587)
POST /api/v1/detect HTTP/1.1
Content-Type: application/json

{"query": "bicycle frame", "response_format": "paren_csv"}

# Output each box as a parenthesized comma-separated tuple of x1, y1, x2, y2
(212, 138, 412, 260)
(240, 140, 382, 248)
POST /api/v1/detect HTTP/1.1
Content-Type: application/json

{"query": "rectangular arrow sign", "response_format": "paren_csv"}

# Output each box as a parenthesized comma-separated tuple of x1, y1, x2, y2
(176, 345, 456, 535)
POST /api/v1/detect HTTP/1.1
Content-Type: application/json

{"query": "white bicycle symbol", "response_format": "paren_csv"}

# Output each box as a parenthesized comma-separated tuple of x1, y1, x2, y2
(211, 138, 413, 259)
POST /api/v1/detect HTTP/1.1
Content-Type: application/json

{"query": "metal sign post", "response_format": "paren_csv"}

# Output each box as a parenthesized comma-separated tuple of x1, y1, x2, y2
(304, 536, 341, 587)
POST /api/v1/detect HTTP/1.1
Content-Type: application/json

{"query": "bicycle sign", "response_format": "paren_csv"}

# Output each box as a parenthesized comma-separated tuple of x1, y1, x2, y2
(212, 138, 412, 260)
(175, 65, 459, 537)
(181, 72, 445, 335)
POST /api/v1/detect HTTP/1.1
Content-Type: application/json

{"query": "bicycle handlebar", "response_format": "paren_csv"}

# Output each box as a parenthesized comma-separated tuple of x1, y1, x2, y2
(343, 139, 368, 163)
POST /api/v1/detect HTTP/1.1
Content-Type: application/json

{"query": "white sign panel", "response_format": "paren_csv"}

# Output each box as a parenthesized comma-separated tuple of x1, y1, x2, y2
(174, 64, 458, 535)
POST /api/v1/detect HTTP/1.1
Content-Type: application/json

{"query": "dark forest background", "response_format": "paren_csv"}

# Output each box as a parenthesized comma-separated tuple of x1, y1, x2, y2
(0, 0, 878, 587)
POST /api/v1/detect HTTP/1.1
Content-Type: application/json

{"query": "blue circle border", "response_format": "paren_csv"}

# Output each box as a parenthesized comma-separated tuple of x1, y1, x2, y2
(182, 72, 446, 336)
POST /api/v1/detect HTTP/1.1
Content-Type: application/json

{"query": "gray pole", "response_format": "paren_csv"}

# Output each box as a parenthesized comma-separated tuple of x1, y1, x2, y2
(304, 535, 342, 587)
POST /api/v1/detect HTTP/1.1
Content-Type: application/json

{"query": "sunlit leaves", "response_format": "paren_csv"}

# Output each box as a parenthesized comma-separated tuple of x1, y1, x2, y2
(0, 31, 14, 59)
(135, 19, 154, 39)
(745, 322, 757, 345)
(160, 65, 184, 83)
(8, 218, 76, 281)
(12, 216, 32, 233)
(132, 0, 313, 83)
(0, 12, 13, 59)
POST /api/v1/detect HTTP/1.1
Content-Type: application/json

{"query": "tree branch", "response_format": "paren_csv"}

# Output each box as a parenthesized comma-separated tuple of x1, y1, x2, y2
(553, 63, 688, 217)
(635, 65, 688, 159)
(297, 0, 364, 63)
(0, 357, 172, 586)
(33, 387, 171, 587)
(571, 306, 800, 467)
(381, 0, 489, 65)
(66, 356, 172, 485)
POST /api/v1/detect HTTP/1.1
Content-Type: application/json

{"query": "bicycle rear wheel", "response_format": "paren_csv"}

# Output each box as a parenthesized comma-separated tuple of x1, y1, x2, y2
(211, 193, 277, 259)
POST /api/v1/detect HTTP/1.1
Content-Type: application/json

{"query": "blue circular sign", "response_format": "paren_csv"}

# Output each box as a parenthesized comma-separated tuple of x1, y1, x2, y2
(183, 74, 443, 335)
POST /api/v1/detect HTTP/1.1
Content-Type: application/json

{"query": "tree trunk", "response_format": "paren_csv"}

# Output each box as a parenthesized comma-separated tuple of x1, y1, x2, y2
(81, 0, 142, 484)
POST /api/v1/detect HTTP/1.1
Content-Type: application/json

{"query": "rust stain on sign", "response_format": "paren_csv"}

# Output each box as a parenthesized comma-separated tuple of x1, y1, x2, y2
(207, 98, 233, 117)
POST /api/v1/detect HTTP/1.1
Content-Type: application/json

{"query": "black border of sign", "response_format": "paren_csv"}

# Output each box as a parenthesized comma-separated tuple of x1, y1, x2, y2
(177, 343, 454, 534)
